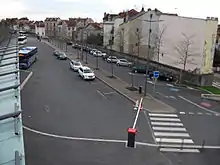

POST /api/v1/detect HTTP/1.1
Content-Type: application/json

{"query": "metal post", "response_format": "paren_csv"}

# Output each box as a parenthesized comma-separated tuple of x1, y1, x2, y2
(65, 42, 67, 52)
(96, 54, 99, 69)
(144, 14, 153, 96)
(131, 73, 134, 88)
(153, 78, 157, 92)
(85, 31, 88, 64)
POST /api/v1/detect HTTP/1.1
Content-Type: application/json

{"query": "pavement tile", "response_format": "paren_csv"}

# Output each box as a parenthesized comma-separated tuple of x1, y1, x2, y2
(42, 40, 176, 113)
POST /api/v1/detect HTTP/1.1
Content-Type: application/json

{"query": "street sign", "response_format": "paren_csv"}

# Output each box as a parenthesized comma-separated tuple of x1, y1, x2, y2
(153, 71, 159, 79)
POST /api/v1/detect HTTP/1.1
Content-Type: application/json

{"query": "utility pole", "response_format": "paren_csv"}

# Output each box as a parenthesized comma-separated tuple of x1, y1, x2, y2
(141, 14, 163, 96)
(85, 30, 88, 64)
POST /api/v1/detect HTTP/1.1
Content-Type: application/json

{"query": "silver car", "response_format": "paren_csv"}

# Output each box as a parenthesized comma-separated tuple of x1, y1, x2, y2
(116, 59, 133, 67)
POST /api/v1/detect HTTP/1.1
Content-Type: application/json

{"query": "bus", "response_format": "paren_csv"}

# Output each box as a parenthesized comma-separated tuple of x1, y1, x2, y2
(18, 47, 38, 69)
(18, 36, 27, 45)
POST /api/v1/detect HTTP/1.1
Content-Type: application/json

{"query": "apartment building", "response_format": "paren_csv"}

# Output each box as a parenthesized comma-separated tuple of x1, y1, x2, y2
(35, 21, 45, 37)
(44, 17, 61, 37)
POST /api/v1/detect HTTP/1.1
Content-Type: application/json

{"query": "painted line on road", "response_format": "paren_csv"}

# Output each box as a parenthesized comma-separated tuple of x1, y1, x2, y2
(178, 95, 220, 115)
(179, 112, 186, 114)
(151, 122, 183, 126)
(20, 71, 33, 91)
(104, 91, 117, 95)
(189, 112, 194, 115)
(23, 125, 157, 147)
(96, 90, 107, 99)
(154, 132, 190, 137)
(149, 113, 178, 117)
(150, 117, 180, 122)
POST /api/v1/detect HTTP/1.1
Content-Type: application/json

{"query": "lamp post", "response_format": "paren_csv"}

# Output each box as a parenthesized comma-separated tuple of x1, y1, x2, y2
(140, 14, 163, 96)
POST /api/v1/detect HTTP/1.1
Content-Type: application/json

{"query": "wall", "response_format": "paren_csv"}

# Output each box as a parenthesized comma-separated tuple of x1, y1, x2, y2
(201, 18, 218, 74)
(103, 21, 114, 46)
(35, 26, 45, 36)
(158, 15, 205, 72)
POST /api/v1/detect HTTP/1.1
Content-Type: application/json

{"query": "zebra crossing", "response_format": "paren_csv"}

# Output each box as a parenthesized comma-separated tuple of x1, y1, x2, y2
(148, 113, 200, 153)
(212, 81, 220, 89)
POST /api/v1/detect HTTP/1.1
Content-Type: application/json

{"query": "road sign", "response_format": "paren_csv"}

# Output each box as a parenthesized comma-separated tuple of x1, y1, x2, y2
(153, 71, 159, 79)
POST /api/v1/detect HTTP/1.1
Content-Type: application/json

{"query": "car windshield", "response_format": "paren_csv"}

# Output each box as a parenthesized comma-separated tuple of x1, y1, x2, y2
(120, 59, 127, 62)
(84, 69, 92, 73)
(111, 57, 117, 59)
(74, 62, 81, 66)
(60, 52, 66, 56)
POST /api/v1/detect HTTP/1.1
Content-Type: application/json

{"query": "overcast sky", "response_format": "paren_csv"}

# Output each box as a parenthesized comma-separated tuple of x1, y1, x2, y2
(0, 0, 219, 22)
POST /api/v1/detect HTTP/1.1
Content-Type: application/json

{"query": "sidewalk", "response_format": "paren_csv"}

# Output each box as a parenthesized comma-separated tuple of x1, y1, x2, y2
(43, 40, 176, 113)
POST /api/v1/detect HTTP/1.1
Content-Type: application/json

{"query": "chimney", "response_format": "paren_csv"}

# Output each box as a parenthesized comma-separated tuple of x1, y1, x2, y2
(155, 8, 158, 12)
(141, 7, 145, 12)
(148, 8, 151, 11)
(104, 12, 107, 17)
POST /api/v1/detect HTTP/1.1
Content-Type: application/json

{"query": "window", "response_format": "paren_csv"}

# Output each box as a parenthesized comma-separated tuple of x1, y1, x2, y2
(68, 27, 70, 30)
(84, 69, 92, 73)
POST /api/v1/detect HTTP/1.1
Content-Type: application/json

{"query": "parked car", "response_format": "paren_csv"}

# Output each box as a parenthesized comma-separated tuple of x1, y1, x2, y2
(57, 52, 67, 60)
(107, 56, 118, 63)
(90, 49, 97, 55)
(116, 59, 133, 67)
(53, 50, 60, 56)
(78, 66, 95, 80)
(70, 60, 82, 71)
(93, 51, 103, 57)
(72, 44, 79, 49)
(132, 65, 147, 74)
(149, 72, 174, 82)
(67, 41, 73, 45)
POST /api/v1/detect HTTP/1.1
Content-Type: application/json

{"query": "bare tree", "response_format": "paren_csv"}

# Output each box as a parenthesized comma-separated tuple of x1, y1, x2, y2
(153, 26, 167, 63)
(174, 33, 198, 82)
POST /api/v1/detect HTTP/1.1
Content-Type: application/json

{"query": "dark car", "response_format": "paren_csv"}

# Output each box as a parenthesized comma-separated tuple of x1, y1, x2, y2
(149, 71, 174, 82)
(132, 65, 147, 74)
(72, 44, 79, 49)
(67, 41, 73, 45)
(57, 52, 67, 60)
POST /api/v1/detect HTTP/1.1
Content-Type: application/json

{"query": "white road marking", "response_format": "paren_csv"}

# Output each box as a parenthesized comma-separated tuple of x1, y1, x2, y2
(149, 113, 178, 117)
(103, 91, 116, 95)
(206, 113, 212, 116)
(151, 122, 183, 126)
(166, 83, 174, 87)
(169, 96, 177, 100)
(150, 117, 180, 122)
(189, 112, 194, 115)
(96, 90, 107, 99)
(160, 148, 200, 153)
(178, 95, 220, 115)
(154, 132, 190, 137)
(152, 127, 186, 131)
(156, 138, 193, 144)
(179, 112, 186, 115)
(20, 71, 33, 91)
(187, 86, 194, 90)
(197, 112, 203, 115)
(147, 81, 154, 84)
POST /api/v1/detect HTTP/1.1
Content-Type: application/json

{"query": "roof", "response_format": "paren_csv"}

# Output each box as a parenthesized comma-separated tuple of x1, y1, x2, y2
(35, 21, 45, 27)
(45, 17, 60, 22)
(63, 20, 76, 27)
(19, 17, 29, 20)
(86, 23, 102, 30)
(0, 37, 25, 165)
(19, 47, 37, 54)
(118, 9, 139, 18)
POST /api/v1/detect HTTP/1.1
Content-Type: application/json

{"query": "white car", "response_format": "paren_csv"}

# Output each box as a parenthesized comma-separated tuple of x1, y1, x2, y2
(107, 56, 118, 63)
(78, 66, 95, 80)
(70, 60, 82, 71)
(90, 49, 97, 55)
(116, 59, 133, 67)
(93, 51, 102, 57)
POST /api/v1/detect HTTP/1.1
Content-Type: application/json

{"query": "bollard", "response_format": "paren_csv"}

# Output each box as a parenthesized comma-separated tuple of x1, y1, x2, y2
(127, 128, 137, 148)
(139, 86, 142, 94)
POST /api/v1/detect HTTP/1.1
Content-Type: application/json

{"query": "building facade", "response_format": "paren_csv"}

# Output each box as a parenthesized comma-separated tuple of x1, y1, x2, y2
(35, 21, 45, 36)
(44, 17, 61, 37)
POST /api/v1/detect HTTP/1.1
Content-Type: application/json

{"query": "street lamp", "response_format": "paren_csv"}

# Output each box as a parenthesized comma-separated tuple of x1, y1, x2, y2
(139, 14, 163, 96)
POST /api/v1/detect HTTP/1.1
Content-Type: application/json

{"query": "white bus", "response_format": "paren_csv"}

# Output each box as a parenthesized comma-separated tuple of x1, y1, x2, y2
(19, 31, 28, 36)
(18, 36, 27, 45)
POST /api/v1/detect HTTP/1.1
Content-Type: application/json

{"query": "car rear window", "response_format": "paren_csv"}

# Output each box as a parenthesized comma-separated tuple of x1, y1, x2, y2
(84, 69, 92, 73)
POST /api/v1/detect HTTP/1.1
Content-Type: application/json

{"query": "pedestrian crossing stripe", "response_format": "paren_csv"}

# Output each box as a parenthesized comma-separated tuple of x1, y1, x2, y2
(148, 113, 199, 153)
